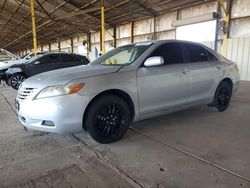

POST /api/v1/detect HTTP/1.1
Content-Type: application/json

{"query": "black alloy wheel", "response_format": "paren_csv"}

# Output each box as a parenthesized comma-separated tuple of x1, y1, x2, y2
(85, 94, 131, 144)
(95, 103, 126, 138)
(214, 81, 232, 112)
(10, 73, 26, 90)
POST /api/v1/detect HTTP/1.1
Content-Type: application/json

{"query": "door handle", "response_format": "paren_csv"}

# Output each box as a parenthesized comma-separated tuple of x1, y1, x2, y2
(182, 68, 190, 74)
(216, 65, 222, 70)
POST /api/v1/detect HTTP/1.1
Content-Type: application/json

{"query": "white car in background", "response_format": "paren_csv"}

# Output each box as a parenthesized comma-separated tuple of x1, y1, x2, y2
(0, 48, 19, 67)
(0, 51, 45, 70)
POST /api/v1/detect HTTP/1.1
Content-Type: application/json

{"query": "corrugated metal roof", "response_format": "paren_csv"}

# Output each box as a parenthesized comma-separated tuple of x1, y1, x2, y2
(0, 0, 215, 52)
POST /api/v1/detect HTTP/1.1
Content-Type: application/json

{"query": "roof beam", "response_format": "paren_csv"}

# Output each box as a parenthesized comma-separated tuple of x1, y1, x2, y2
(0, 0, 7, 12)
(130, 0, 158, 17)
(3, 6, 100, 48)
(62, 0, 113, 27)
(0, 0, 25, 32)
(35, 0, 53, 20)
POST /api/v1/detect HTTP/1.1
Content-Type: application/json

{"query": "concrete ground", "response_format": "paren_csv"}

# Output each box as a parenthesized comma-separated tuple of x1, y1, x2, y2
(0, 81, 250, 188)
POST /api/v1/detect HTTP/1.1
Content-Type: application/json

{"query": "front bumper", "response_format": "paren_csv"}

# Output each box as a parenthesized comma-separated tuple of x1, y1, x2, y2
(16, 94, 92, 134)
(0, 69, 8, 81)
(0, 71, 4, 81)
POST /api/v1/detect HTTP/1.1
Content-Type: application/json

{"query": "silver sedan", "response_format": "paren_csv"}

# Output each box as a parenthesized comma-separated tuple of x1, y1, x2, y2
(16, 40, 240, 143)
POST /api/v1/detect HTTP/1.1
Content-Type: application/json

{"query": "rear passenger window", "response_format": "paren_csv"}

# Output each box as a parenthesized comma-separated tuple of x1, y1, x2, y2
(39, 54, 59, 64)
(150, 43, 184, 65)
(61, 54, 77, 63)
(77, 55, 89, 64)
(72, 56, 82, 62)
(207, 51, 218, 61)
(182, 43, 209, 63)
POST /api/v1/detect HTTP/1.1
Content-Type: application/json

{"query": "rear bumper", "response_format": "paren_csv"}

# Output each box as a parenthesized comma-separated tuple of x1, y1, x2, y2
(233, 80, 240, 95)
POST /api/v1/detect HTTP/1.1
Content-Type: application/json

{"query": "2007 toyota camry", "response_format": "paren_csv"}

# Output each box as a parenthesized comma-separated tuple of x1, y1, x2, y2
(16, 40, 239, 143)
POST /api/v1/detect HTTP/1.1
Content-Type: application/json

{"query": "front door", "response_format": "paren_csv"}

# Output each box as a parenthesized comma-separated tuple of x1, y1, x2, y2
(137, 42, 191, 114)
(29, 54, 60, 76)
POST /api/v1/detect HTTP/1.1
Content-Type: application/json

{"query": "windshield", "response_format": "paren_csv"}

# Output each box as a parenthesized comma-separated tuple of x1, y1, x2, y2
(91, 43, 152, 66)
(25, 56, 38, 64)
(21, 52, 44, 59)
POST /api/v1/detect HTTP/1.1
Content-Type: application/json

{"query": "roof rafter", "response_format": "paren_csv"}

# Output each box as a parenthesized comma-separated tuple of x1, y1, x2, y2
(0, 0, 216, 52)
(0, 0, 25, 32)
(130, 0, 158, 17)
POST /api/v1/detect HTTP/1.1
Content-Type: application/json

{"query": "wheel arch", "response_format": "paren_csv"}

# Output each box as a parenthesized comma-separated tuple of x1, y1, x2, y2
(11, 72, 27, 77)
(220, 77, 233, 93)
(82, 89, 135, 130)
(210, 77, 233, 107)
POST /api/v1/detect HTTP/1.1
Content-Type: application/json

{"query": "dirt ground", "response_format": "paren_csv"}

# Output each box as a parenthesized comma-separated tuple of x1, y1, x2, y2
(0, 82, 250, 188)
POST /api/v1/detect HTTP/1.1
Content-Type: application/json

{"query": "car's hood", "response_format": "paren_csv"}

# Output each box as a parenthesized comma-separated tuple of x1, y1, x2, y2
(0, 59, 27, 70)
(0, 62, 7, 67)
(0, 61, 10, 69)
(0, 48, 19, 59)
(23, 64, 122, 88)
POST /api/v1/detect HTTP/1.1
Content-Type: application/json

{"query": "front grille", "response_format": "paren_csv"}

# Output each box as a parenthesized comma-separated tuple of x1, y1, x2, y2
(17, 87, 37, 101)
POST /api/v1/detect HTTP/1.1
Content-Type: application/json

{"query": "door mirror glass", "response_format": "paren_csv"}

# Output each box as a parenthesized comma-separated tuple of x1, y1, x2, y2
(34, 61, 40, 65)
(144, 56, 164, 67)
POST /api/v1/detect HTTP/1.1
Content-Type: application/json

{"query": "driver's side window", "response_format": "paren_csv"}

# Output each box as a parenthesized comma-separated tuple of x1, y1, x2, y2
(150, 43, 184, 65)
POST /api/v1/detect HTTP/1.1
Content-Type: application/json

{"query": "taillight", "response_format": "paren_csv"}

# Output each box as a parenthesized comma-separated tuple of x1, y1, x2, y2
(235, 64, 239, 71)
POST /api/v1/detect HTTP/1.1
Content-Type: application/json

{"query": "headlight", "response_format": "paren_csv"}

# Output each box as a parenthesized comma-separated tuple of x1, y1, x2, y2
(6, 68, 13, 73)
(35, 83, 85, 100)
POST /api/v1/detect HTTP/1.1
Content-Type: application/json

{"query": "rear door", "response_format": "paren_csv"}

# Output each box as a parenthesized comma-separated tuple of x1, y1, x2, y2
(181, 43, 221, 103)
(137, 42, 191, 114)
(59, 54, 82, 68)
(29, 54, 60, 76)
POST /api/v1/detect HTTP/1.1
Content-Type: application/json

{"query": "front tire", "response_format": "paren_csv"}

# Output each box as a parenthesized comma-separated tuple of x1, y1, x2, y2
(10, 73, 26, 90)
(6, 79, 10, 86)
(85, 94, 131, 144)
(213, 81, 232, 112)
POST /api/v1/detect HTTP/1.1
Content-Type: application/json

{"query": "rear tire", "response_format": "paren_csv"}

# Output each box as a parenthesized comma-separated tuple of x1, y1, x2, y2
(213, 81, 232, 112)
(85, 94, 131, 144)
(10, 73, 26, 90)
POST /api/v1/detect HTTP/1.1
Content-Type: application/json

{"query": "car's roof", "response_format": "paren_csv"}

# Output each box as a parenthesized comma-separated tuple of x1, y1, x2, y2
(130, 39, 208, 45)
(41, 52, 74, 55)
(120, 39, 222, 61)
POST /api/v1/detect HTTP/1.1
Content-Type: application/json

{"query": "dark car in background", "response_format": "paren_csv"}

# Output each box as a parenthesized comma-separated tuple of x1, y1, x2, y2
(0, 51, 46, 85)
(4, 52, 90, 89)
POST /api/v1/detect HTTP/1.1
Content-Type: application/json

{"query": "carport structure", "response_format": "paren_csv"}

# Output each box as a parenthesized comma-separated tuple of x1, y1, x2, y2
(1, 0, 250, 188)
(4, 0, 250, 81)
(1, 0, 218, 53)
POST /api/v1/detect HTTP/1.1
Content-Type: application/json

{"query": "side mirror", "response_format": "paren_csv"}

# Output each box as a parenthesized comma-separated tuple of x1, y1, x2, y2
(144, 56, 164, 67)
(34, 61, 40, 65)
